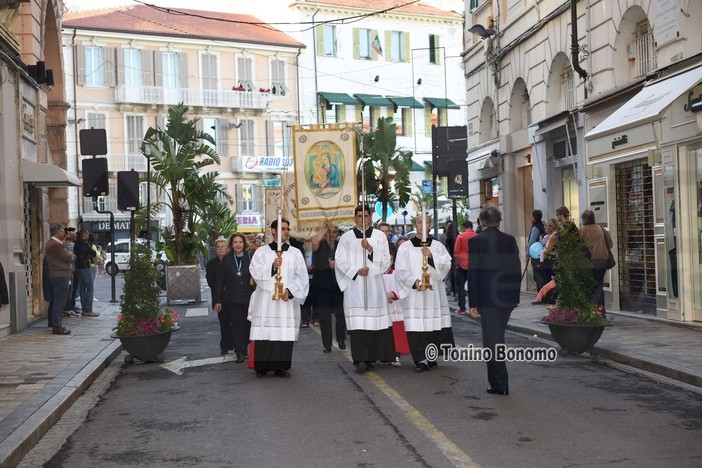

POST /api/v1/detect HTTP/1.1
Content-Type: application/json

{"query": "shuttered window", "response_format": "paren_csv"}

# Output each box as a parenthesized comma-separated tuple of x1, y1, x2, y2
(125, 115, 145, 155)
(237, 56, 254, 91)
(239, 119, 255, 156)
(201, 53, 218, 90)
(270, 59, 287, 96)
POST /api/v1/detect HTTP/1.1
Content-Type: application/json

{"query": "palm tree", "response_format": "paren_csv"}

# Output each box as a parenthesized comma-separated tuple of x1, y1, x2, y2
(141, 104, 229, 265)
(358, 117, 413, 222)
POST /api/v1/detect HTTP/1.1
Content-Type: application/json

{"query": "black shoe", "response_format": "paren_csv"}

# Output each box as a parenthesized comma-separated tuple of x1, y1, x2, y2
(415, 362, 429, 373)
(486, 387, 509, 395)
(428, 361, 438, 368)
(337, 340, 346, 350)
(220, 349, 228, 356)
(235, 354, 244, 363)
(356, 362, 367, 374)
(274, 370, 291, 378)
(531, 301, 543, 305)
(323, 347, 332, 353)
(52, 327, 71, 335)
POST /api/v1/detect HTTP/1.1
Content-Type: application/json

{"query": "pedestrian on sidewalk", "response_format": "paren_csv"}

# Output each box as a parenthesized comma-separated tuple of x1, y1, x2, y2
(335, 205, 395, 374)
(579, 209, 613, 317)
(453, 219, 477, 315)
(310, 222, 346, 353)
(0, 260, 9, 306)
(63, 228, 80, 317)
(213, 234, 255, 362)
(248, 218, 309, 378)
(45, 223, 74, 335)
(467, 206, 521, 395)
(395, 213, 454, 372)
(206, 237, 229, 353)
(527, 210, 546, 291)
(74, 229, 99, 317)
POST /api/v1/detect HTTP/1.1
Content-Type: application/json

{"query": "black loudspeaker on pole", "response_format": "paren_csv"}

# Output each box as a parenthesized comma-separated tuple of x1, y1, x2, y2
(82, 158, 109, 197)
(117, 171, 140, 211)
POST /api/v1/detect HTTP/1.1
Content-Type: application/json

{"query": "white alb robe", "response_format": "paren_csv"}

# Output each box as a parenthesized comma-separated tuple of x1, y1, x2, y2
(395, 238, 452, 332)
(248, 244, 309, 341)
(334, 228, 391, 331)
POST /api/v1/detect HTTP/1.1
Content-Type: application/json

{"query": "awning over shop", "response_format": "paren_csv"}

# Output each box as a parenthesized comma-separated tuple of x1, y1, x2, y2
(424, 97, 460, 110)
(354, 94, 394, 107)
(318, 92, 357, 106)
(410, 160, 426, 171)
(586, 64, 702, 140)
(388, 96, 424, 108)
(533, 112, 570, 137)
(21, 160, 80, 187)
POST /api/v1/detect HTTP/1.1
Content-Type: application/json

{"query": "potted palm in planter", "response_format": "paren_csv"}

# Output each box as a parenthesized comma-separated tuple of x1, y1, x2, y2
(141, 104, 231, 303)
(113, 242, 180, 363)
(539, 218, 612, 355)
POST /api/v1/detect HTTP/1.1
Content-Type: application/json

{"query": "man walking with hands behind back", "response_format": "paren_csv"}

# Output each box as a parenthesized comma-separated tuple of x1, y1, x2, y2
(467, 206, 521, 395)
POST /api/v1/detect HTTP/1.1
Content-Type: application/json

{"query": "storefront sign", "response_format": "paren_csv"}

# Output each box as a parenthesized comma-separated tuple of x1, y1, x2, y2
(239, 155, 293, 173)
(235, 213, 263, 229)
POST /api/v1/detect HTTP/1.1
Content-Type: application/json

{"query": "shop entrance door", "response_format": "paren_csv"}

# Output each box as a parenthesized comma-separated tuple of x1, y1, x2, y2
(615, 159, 656, 313)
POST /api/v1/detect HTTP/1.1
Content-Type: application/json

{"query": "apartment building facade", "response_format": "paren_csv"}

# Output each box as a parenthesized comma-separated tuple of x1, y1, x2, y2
(229, 0, 467, 226)
(62, 6, 304, 240)
(463, 0, 702, 321)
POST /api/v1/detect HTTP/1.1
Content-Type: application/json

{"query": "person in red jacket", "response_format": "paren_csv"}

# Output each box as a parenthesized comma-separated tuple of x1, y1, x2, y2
(453, 220, 477, 315)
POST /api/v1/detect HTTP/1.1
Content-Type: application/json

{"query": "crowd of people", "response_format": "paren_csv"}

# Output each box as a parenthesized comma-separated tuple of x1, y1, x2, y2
(43, 225, 103, 336)
(527, 206, 614, 317)
(203, 204, 525, 398)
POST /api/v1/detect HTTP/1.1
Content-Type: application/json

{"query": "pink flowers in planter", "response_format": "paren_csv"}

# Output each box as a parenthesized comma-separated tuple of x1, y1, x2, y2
(116, 309, 180, 337)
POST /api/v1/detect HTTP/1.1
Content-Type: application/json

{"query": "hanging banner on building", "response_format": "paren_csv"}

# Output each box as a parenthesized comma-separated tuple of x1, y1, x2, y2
(292, 124, 357, 227)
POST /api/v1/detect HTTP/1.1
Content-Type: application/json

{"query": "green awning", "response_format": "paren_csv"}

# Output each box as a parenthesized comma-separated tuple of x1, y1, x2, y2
(424, 97, 460, 110)
(318, 92, 357, 106)
(388, 96, 424, 109)
(410, 160, 426, 171)
(354, 94, 394, 107)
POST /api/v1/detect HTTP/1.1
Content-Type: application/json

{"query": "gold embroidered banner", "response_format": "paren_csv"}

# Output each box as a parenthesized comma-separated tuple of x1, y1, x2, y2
(292, 124, 357, 227)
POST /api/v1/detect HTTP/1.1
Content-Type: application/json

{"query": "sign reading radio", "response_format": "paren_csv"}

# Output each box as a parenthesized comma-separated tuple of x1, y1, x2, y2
(240, 156, 294, 173)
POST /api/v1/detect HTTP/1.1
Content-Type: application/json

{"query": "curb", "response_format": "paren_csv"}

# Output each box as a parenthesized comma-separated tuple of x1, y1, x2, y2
(0, 340, 123, 468)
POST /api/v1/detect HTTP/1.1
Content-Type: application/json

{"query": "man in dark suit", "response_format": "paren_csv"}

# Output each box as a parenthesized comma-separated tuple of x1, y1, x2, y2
(467, 206, 521, 395)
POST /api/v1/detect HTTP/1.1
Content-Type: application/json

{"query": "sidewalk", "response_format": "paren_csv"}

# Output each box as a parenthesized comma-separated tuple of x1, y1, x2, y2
(1, 292, 702, 467)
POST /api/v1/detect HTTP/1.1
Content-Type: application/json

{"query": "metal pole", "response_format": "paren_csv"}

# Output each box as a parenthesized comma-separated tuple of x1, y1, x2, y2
(146, 155, 151, 241)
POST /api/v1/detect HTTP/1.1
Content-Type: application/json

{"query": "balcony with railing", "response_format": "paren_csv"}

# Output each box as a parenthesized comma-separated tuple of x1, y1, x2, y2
(115, 85, 269, 110)
(79, 154, 148, 173)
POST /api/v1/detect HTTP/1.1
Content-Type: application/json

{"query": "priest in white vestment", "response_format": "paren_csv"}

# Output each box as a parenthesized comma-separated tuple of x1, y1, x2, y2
(249, 218, 309, 378)
(395, 214, 455, 372)
(335, 205, 395, 373)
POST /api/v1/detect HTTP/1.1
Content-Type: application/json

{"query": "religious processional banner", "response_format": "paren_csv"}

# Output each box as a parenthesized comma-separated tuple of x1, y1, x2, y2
(292, 124, 357, 228)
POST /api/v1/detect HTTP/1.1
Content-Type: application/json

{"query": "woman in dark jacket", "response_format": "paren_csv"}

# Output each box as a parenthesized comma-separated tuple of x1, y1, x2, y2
(213, 233, 255, 362)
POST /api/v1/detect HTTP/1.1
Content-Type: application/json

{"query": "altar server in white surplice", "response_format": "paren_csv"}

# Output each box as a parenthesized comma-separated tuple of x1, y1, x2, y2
(249, 218, 309, 378)
(335, 205, 395, 373)
(395, 213, 455, 372)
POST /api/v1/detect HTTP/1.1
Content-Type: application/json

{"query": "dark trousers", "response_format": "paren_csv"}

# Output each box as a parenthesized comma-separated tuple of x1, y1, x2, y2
(65, 269, 78, 311)
(219, 303, 251, 356)
(316, 288, 345, 349)
(531, 258, 546, 292)
(455, 267, 468, 310)
(479, 307, 513, 392)
(50, 277, 70, 330)
(300, 294, 316, 325)
(591, 267, 607, 317)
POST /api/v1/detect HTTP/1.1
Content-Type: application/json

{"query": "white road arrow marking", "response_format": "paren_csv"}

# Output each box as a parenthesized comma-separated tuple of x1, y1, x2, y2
(161, 355, 236, 375)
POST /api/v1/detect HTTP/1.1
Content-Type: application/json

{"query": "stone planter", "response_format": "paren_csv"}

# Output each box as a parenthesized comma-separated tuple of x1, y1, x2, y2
(165, 264, 201, 304)
(540, 320, 612, 355)
(112, 327, 179, 363)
